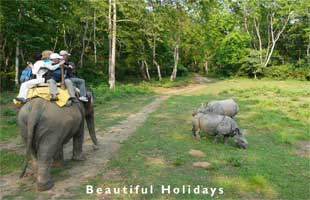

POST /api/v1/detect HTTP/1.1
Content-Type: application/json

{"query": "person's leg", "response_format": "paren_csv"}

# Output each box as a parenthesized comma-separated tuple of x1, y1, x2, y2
(70, 77, 88, 102)
(16, 79, 44, 102)
(70, 77, 86, 97)
(64, 79, 76, 99)
(47, 79, 58, 101)
(16, 82, 29, 100)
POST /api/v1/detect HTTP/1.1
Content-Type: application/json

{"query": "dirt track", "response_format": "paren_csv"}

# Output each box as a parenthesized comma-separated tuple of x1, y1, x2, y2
(0, 74, 210, 199)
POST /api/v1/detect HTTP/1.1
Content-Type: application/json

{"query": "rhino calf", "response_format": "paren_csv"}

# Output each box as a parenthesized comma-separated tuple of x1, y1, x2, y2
(192, 99, 239, 118)
(192, 112, 248, 149)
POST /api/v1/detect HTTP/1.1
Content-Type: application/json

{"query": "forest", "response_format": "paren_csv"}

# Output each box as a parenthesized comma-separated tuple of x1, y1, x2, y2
(0, 0, 309, 91)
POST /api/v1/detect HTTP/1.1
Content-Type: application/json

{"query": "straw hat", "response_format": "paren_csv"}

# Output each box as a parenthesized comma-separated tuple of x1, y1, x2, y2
(41, 50, 53, 60)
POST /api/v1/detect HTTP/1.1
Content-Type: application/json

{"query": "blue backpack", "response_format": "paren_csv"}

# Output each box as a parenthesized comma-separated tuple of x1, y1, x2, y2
(20, 66, 32, 83)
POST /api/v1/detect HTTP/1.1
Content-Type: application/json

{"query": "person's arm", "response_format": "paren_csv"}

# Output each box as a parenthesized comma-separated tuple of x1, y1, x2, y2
(32, 60, 43, 75)
(44, 60, 65, 71)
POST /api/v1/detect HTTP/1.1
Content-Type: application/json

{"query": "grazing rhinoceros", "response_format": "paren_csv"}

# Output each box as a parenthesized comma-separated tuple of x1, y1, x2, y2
(192, 99, 239, 118)
(192, 112, 248, 149)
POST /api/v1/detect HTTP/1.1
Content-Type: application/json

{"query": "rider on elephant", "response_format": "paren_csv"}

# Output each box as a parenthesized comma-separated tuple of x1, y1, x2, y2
(60, 50, 88, 102)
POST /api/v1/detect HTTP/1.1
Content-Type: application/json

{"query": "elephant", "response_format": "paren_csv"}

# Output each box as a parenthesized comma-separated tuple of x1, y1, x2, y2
(17, 92, 98, 191)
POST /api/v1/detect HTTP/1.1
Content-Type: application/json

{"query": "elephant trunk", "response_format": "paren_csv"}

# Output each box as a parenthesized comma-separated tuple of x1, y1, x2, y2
(85, 108, 98, 146)
(85, 91, 98, 146)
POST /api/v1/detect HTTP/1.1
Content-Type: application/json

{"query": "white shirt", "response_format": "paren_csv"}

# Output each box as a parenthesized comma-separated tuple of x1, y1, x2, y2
(32, 60, 62, 80)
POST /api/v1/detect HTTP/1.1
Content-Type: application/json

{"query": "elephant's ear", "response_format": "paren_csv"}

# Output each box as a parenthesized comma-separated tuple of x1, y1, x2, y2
(86, 90, 94, 104)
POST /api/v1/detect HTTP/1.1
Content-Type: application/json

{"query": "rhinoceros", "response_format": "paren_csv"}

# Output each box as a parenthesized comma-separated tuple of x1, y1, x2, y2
(192, 112, 248, 149)
(192, 99, 239, 118)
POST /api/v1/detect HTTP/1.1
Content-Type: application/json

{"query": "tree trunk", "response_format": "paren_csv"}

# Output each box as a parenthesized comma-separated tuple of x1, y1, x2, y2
(15, 8, 21, 87)
(63, 24, 68, 48)
(53, 36, 58, 52)
(108, 0, 112, 71)
(80, 3, 90, 68)
(254, 18, 263, 65)
(20, 48, 25, 64)
(170, 35, 179, 81)
(140, 60, 148, 80)
(109, 0, 116, 89)
(15, 39, 20, 86)
(204, 60, 208, 74)
(144, 60, 151, 80)
(0, 37, 7, 71)
(152, 35, 162, 81)
(263, 12, 291, 68)
(140, 44, 148, 80)
(93, 8, 97, 64)
(153, 60, 162, 82)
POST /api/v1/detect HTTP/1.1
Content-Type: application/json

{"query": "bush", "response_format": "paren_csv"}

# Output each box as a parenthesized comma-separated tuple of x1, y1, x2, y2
(214, 31, 251, 76)
(176, 64, 189, 76)
(1, 107, 16, 117)
(263, 65, 310, 80)
(237, 50, 264, 78)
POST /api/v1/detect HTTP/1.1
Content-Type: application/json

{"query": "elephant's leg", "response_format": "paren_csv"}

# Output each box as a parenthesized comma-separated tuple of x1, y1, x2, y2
(36, 143, 59, 191)
(37, 156, 54, 191)
(52, 147, 64, 168)
(72, 124, 86, 161)
(30, 155, 38, 176)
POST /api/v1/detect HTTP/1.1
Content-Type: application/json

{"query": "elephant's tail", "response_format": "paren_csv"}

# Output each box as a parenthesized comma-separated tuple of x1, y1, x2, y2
(20, 106, 38, 178)
(19, 161, 28, 178)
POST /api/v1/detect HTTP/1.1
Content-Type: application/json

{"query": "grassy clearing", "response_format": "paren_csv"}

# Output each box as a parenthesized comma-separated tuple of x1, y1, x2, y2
(69, 79, 309, 200)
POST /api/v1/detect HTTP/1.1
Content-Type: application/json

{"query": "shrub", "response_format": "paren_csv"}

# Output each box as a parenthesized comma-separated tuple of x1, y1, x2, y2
(237, 49, 264, 78)
(214, 31, 251, 76)
(1, 107, 15, 117)
(263, 65, 310, 80)
(176, 64, 189, 76)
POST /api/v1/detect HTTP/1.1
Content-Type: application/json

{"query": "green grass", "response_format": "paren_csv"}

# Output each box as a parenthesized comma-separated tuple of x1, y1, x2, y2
(94, 94, 155, 133)
(0, 105, 18, 141)
(1, 78, 309, 199)
(0, 150, 24, 175)
(68, 79, 309, 200)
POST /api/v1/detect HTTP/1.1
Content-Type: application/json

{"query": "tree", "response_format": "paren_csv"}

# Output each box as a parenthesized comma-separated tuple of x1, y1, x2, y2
(240, 0, 295, 69)
(108, 0, 116, 89)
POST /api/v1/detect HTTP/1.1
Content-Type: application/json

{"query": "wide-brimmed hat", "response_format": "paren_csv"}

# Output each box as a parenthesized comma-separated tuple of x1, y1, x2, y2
(41, 50, 53, 59)
(50, 53, 63, 59)
(59, 50, 71, 56)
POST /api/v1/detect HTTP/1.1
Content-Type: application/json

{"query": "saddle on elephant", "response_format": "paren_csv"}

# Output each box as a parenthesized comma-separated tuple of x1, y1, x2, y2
(14, 84, 71, 107)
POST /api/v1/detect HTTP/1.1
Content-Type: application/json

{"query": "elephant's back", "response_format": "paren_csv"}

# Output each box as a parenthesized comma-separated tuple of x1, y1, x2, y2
(40, 101, 83, 127)
(23, 98, 83, 135)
